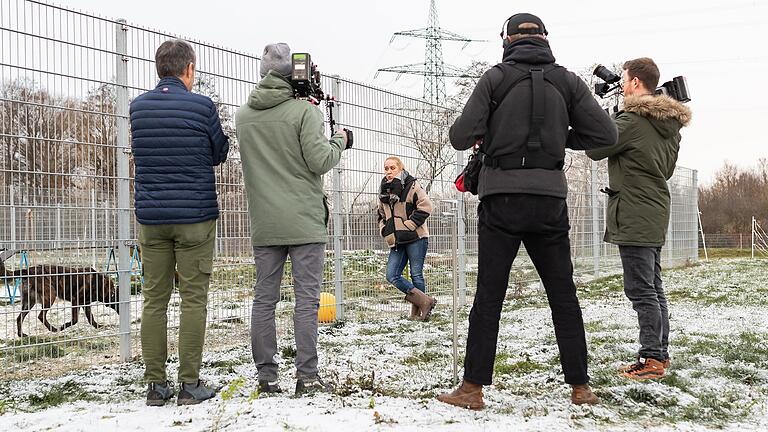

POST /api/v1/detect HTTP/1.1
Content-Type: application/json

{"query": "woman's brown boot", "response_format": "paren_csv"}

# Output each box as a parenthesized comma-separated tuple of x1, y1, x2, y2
(404, 289, 436, 321)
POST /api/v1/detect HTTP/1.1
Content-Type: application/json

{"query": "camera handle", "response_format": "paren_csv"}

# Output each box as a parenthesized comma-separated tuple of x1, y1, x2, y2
(324, 95, 354, 149)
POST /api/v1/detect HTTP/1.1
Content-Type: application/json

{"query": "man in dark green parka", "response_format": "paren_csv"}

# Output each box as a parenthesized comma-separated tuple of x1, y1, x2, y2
(586, 57, 691, 380)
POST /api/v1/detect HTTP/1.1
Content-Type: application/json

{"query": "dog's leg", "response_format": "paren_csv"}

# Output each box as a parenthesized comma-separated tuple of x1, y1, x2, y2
(84, 306, 100, 329)
(16, 311, 30, 338)
(16, 287, 32, 338)
(38, 309, 58, 333)
(37, 294, 59, 333)
(59, 305, 79, 331)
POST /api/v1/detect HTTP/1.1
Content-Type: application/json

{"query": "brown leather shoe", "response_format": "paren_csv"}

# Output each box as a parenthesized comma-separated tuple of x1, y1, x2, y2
(436, 380, 485, 410)
(404, 289, 437, 321)
(571, 384, 600, 405)
(618, 357, 672, 372)
(621, 358, 665, 380)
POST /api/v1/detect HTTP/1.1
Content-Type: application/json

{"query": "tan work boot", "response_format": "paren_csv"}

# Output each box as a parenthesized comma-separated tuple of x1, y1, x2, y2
(619, 357, 672, 373)
(621, 358, 665, 380)
(436, 380, 485, 410)
(408, 303, 420, 320)
(571, 384, 600, 405)
(404, 289, 437, 321)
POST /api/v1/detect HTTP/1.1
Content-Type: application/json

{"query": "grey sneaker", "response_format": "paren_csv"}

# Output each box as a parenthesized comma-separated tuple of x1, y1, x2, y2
(295, 376, 332, 397)
(146, 381, 174, 407)
(258, 380, 283, 394)
(177, 380, 217, 405)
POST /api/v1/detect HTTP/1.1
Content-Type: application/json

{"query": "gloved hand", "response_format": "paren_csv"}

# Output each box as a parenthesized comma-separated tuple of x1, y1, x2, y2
(343, 128, 354, 149)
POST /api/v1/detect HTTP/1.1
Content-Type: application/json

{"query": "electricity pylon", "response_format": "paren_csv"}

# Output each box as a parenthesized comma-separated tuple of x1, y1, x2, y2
(376, 0, 484, 107)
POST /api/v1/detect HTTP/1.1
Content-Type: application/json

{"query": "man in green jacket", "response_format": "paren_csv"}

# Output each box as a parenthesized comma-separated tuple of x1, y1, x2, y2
(586, 57, 691, 380)
(235, 43, 348, 396)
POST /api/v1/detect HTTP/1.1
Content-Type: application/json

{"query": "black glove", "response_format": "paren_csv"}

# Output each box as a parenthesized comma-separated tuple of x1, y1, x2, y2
(343, 128, 354, 149)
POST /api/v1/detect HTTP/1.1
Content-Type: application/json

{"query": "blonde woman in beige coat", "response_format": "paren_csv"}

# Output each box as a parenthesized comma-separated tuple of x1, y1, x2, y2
(377, 156, 436, 321)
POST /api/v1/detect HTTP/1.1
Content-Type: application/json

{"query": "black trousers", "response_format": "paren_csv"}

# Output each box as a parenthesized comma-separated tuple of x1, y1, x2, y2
(463, 194, 589, 385)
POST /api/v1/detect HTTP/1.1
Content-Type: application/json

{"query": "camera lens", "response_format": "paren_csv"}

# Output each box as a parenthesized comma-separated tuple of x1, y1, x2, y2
(593, 65, 620, 84)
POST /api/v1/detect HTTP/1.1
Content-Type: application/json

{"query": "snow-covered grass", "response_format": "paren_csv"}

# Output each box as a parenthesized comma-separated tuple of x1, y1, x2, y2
(1, 258, 767, 431)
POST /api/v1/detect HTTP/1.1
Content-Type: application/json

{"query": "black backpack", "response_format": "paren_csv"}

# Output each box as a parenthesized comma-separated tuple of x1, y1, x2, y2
(455, 62, 572, 194)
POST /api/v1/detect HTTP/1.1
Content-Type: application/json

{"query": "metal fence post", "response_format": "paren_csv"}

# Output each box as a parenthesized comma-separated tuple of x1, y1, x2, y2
(590, 160, 601, 278)
(10, 185, 16, 251)
(91, 188, 97, 268)
(331, 76, 345, 321)
(752, 216, 756, 259)
(56, 204, 62, 250)
(691, 170, 699, 261)
(115, 19, 132, 361)
(455, 150, 467, 306)
(451, 208, 459, 386)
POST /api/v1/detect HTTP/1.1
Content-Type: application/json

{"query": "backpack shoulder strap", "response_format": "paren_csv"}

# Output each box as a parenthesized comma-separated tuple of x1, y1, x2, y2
(542, 64, 573, 114)
(489, 62, 530, 114)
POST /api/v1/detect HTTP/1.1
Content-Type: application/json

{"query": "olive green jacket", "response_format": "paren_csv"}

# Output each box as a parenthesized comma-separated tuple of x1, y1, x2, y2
(235, 71, 346, 246)
(586, 95, 691, 247)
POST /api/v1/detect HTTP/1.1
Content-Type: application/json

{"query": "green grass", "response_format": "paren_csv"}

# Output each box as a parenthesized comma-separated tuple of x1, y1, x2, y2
(675, 331, 768, 367)
(700, 248, 752, 259)
(493, 352, 548, 376)
(358, 325, 397, 336)
(680, 389, 756, 426)
(0, 334, 117, 363)
(403, 350, 447, 365)
(280, 345, 297, 359)
(27, 380, 99, 409)
(577, 274, 624, 299)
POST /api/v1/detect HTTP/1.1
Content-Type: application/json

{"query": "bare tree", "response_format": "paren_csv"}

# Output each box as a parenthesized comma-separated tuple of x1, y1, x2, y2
(699, 160, 768, 233)
(0, 79, 82, 195)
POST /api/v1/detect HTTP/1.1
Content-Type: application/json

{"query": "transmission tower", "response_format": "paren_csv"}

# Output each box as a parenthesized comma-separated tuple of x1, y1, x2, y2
(376, 0, 484, 106)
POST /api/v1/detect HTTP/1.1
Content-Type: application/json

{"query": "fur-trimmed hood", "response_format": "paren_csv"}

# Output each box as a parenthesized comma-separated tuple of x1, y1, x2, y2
(622, 94, 692, 138)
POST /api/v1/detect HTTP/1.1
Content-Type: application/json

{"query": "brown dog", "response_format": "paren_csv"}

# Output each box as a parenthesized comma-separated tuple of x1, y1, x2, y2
(1, 261, 119, 337)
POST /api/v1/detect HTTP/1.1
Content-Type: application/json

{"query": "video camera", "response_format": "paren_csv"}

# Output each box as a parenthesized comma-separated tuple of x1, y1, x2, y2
(290, 53, 324, 102)
(655, 76, 691, 103)
(290, 53, 353, 148)
(593, 64, 621, 98)
(592, 64, 691, 103)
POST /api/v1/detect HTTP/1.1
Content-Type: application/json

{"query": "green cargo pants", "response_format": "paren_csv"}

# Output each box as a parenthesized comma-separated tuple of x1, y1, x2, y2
(139, 219, 216, 384)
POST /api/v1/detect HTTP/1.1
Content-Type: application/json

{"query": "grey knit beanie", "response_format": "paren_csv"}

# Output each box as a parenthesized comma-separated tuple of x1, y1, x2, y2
(259, 43, 292, 78)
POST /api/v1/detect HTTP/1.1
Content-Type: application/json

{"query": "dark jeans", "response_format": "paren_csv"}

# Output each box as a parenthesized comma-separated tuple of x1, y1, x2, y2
(385, 237, 428, 294)
(618, 245, 669, 361)
(464, 194, 589, 386)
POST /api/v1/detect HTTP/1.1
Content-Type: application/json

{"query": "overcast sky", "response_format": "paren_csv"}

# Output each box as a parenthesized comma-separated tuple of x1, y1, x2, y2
(59, 0, 767, 184)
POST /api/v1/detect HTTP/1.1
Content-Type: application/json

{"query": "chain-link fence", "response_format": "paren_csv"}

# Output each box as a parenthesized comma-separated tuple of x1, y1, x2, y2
(0, 0, 698, 378)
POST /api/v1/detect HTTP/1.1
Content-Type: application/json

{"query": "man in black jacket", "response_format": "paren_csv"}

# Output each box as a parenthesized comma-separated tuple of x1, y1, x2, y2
(437, 13, 617, 409)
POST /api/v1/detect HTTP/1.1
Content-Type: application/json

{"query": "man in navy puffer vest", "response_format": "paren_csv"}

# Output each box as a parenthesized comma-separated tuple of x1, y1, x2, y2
(130, 39, 229, 406)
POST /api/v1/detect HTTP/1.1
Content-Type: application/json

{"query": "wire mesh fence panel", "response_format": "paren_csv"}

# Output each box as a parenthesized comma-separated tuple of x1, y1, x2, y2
(0, 0, 699, 378)
(699, 233, 749, 249)
(0, 0, 126, 374)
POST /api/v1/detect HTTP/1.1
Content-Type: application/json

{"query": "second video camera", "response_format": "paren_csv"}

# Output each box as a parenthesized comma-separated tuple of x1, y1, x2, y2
(655, 76, 691, 103)
(592, 64, 691, 103)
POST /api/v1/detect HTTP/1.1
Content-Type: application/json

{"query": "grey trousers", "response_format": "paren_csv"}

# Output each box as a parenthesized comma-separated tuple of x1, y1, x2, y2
(619, 245, 670, 361)
(250, 243, 325, 381)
